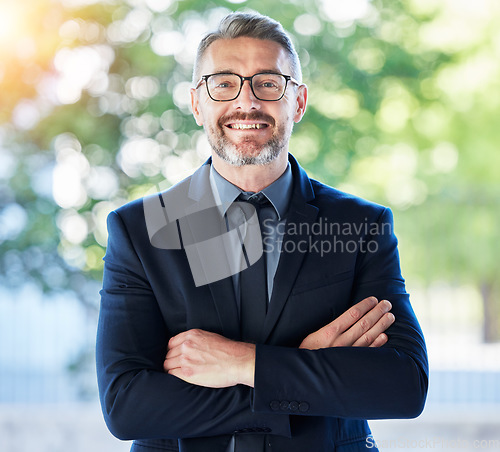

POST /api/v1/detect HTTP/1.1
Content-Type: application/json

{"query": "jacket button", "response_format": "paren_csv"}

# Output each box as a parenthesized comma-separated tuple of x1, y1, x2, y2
(289, 401, 299, 411)
(279, 400, 290, 411)
(270, 400, 280, 411)
(298, 402, 310, 412)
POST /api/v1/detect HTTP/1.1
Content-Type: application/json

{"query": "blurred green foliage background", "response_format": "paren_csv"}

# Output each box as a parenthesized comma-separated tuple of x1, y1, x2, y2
(0, 0, 499, 343)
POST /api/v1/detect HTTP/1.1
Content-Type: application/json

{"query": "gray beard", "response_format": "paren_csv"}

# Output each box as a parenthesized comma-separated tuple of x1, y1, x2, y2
(206, 123, 290, 167)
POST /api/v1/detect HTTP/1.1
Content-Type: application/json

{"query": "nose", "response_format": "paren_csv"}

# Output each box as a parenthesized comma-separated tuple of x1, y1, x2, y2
(233, 79, 260, 111)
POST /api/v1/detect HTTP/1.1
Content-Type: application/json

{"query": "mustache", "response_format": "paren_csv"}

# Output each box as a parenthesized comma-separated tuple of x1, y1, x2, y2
(218, 112, 276, 128)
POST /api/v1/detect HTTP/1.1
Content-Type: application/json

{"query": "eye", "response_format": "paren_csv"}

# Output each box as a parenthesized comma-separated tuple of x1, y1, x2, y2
(211, 75, 238, 90)
(254, 75, 283, 90)
(261, 81, 278, 88)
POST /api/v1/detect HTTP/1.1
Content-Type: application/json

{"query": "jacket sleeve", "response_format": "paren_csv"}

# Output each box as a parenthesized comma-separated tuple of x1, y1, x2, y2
(96, 210, 291, 441)
(252, 207, 428, 419)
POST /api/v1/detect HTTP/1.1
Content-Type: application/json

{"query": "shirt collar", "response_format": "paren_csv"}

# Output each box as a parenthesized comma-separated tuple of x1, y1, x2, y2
(209, 162, 293, 221)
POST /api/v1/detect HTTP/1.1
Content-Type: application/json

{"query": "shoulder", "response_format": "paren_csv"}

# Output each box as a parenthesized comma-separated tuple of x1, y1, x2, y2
(104, 175, 196, 251)
(289, 154, 389, 221)
(310, 178, 388, 219)
(114, 174, 194, 222)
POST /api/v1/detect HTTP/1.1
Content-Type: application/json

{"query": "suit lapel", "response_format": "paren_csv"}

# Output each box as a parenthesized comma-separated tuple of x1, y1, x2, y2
(261, 156, 319, 342)
(182, 160, 241, 340)
(207, 278, 241, 341)
(262, 200, 318, 342)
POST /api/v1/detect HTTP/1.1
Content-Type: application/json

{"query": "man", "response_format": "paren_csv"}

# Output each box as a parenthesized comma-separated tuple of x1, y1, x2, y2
(96, 12, 428, 452)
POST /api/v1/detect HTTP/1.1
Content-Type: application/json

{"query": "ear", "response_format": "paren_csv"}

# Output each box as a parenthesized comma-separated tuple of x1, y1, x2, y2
(293, 84, 308, 123)
(191, 88, 204, 126)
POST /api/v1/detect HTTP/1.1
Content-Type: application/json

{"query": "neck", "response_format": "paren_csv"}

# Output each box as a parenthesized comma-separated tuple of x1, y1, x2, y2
(212, 151, 289, 192)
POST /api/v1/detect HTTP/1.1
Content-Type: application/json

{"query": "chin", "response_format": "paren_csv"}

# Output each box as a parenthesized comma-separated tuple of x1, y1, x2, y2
(211, 134, 287, 167)
(217, 145, 283, 167)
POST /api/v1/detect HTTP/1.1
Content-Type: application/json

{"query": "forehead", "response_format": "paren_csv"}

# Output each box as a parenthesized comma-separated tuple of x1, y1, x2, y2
(200, 37, 291, 75)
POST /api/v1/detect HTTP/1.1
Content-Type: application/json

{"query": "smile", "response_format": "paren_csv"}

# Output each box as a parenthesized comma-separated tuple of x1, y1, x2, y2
(226, 123, 269, 130)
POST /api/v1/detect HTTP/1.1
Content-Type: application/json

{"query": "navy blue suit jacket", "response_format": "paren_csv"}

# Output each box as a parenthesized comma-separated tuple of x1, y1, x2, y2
(96, 154, 428, 452)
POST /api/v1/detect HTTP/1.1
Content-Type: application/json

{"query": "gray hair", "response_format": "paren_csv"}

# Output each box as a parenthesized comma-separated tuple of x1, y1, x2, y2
(193, 12, 302, 84)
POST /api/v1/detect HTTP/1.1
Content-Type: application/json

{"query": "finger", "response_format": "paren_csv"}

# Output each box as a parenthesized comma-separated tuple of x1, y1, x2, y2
(167, 368, 181, 377)
(167, 367, 186, 381)
(298, 335, 320, 350)
(163, 355, 182, 372)
(369, 333, 388, 348)
(168, 330, 196, 349)
(165, 345, 183, 360)
(326, 296, 378, 337)
(344, 300, 392, 345)
(330, 297, 385, 346)
(368, 312, 395, 341)
(169, 328, 210, 351)
(166, 336, 200, 361)
(352, 312, 395, 347)
(167, 367, 198, 386)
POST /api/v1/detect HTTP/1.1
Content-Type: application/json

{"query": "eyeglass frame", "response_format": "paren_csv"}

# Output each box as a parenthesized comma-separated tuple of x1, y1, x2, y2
(195, 72, 300, 102)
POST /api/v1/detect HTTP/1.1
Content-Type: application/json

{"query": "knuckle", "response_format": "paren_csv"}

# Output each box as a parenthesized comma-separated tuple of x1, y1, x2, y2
(359, 318, 370, 332)
(180, 354, 193, 367)
(362, 334, 372, 346)
(328, 322, 341, 336)
(323, 329, 333, 341)
(349, 307, 361, 321)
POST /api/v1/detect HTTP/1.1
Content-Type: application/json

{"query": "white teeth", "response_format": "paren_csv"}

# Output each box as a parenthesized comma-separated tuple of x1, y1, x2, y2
(230, 123, 265, 130)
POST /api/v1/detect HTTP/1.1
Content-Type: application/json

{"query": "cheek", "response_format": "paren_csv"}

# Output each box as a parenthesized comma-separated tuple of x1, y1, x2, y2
(274, 107, 294, 128)
(273, 97, 295, 118)
(201, 104, 227, 126)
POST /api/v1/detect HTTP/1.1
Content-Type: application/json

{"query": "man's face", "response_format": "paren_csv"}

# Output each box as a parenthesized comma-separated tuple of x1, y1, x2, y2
(191, 37, 307, 166)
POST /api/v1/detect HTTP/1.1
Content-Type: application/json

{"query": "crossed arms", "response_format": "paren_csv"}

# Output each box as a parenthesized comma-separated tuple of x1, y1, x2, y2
(164, 296, 395, 388)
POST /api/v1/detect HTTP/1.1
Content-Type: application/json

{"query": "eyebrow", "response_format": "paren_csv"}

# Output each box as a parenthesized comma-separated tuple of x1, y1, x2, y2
(209, 68, 285, 76)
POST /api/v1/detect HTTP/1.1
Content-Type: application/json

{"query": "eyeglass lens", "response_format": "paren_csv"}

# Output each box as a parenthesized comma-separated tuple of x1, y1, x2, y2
(206, 73, 287, 101)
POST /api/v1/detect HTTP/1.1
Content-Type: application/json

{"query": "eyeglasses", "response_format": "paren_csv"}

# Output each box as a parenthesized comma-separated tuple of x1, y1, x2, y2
(195, 72, 299, 102)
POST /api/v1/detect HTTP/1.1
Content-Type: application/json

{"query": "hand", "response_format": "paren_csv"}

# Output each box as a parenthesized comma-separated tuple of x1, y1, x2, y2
(299, 296, 395, 350)
(164, 329, 256, 388)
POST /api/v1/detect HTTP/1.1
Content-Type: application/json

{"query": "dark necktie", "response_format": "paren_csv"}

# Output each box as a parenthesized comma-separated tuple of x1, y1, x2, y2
(238, 192, 269, 343)
(234, 193, 268, 451)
